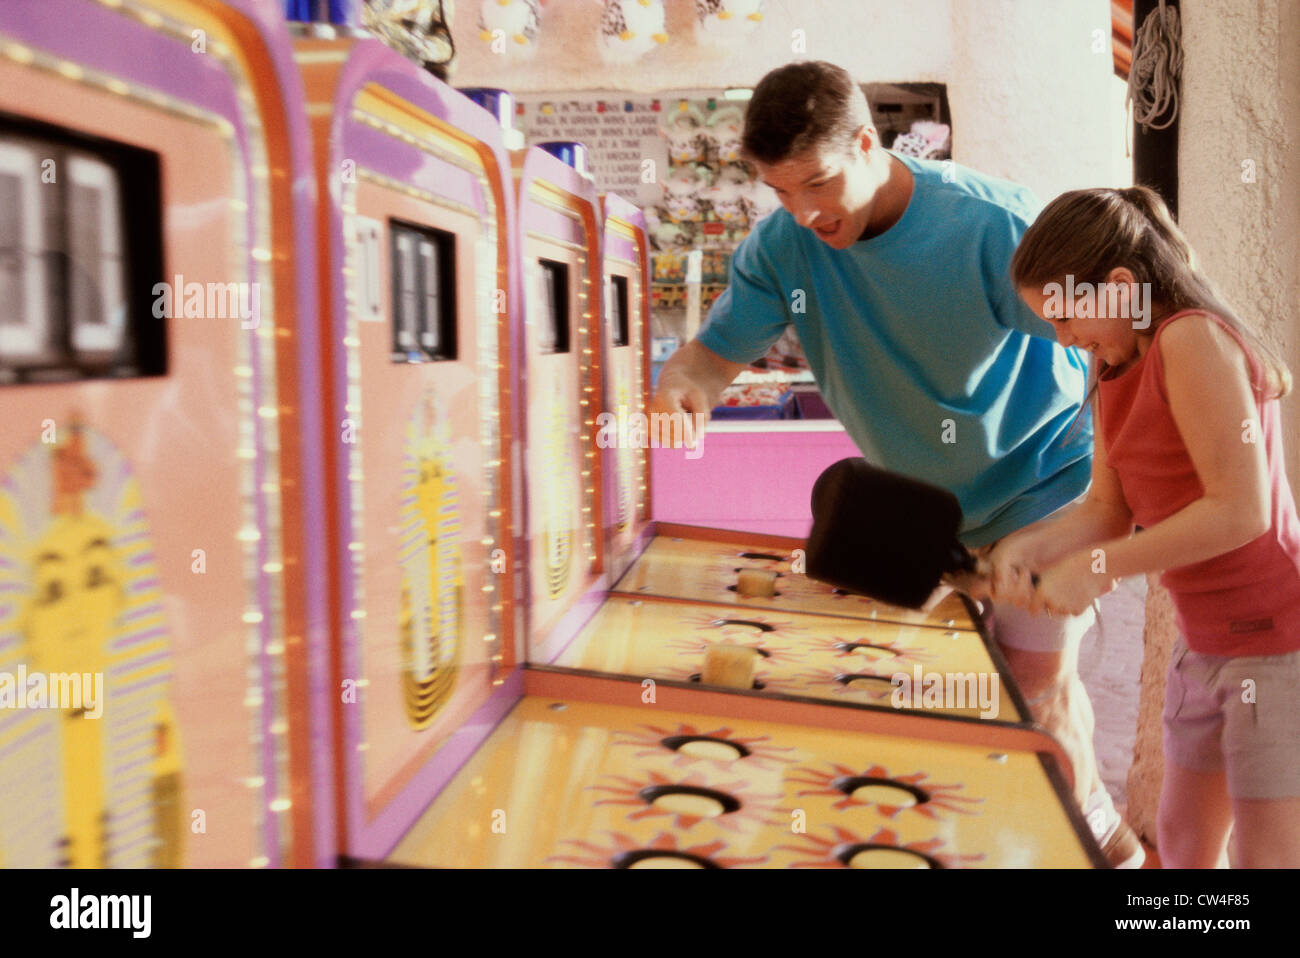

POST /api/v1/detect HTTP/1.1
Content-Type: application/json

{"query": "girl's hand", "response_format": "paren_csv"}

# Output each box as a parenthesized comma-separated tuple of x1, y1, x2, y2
(1028, 550, 1119, 617)
(988, 536, 1044, 609)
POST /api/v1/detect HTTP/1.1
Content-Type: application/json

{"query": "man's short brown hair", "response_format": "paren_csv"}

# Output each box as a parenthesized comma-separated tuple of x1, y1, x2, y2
(741, 61, 872, 165)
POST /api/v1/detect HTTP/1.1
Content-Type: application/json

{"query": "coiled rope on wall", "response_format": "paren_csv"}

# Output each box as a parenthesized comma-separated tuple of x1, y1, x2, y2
(1127, 0, 1182, 132)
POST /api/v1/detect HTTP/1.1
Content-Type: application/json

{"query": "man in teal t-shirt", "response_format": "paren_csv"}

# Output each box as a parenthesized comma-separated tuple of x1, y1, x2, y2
(701, 151, 1092, 546)
(651, 61, 1141, 867)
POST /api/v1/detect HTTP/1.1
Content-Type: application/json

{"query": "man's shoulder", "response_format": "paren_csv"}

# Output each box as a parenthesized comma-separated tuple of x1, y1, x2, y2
(746, 207, 801, 245)
(734, 208, 805, 267)
(900, 153, 1041, 224)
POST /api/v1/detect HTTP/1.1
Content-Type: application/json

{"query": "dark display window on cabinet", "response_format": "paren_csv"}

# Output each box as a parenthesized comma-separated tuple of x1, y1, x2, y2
(609, 273, 629, 348)
(391, 219, 457, 362)
(537, 258, 570, 355)
(0, 113, 165, 385)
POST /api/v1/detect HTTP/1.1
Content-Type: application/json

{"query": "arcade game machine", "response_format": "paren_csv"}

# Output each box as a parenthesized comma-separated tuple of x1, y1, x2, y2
(597, 192, 653, 585)
(386, 156, 1104, 869)
(0, 0, 330, 867)
(550, 189, 1025, 723)
(390, 629, 1104, 866)
(291, 12, 519, 864)
(509, 141, 608, 664)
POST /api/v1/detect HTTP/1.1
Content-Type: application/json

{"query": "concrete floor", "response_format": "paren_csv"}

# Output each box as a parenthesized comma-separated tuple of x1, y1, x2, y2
(1077, 575, 1147, 813)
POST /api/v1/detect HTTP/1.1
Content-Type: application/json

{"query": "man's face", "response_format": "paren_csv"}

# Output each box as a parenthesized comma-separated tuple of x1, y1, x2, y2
(754, 131, 878, 250)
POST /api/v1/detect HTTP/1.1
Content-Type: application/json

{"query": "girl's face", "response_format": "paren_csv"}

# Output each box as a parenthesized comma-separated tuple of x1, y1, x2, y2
(1018, 268, 1147, 368)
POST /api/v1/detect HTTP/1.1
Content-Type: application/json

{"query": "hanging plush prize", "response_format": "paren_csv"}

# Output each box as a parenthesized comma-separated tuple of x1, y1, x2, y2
(695, 0, 764, 40)
(703, 104, 745, 164)
(663, 164, 712, 224)
(660, 102, 706, 164)
(477, 0, 540, 55)
(362, 0, 457, 78)
(891, 121, 951, 160)
(598, 0, 669, 64)
(707, 164, 751, 228)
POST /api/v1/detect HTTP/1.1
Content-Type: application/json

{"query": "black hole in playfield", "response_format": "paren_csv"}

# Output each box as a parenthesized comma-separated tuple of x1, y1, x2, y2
(829, 775, 930, 806)
(710, 618, 775, 632)
(660, 735, 752, 759)
(834, 673, 895, 690)
(833, 843, 941, 869)
(638, 784, 742, 815)
(612, 849, 722, 869)
(737, 552, 786, 562)
(833, 641, 898, 657)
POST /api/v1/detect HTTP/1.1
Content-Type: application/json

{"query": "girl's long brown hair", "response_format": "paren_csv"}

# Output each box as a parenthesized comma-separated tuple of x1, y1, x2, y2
(1011, 185, 1291, 400)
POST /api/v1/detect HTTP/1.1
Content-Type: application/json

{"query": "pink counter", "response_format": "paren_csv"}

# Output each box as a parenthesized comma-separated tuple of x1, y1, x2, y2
(650, 422, 861, 537)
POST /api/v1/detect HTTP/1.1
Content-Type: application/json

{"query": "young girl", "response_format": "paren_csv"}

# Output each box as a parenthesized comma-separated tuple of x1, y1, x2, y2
(990, 185, 1300, 868)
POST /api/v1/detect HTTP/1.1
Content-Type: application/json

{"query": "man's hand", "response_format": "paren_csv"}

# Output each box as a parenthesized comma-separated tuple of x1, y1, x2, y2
(649, 374, 711, 421)
(649, 339, 748, 451)
(650, 372, 710, 453)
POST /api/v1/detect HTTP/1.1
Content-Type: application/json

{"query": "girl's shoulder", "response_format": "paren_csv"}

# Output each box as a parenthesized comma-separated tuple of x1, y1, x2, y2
(1155, 309, 1248, 357)
(1155, 310, 1262, 392)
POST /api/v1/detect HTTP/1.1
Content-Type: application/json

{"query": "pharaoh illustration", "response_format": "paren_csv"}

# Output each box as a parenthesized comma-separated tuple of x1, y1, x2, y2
(612, 378, 635, 533)
(542, 373, 577, 597)
(0, 420, 182, 867)
(398, 396, 463, 729)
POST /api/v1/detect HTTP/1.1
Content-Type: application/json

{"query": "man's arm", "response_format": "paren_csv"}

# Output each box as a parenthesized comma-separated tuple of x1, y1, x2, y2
(984, 203, 1062, 343)
(651, 216, 791, 435)
(650, 339, 748, 428)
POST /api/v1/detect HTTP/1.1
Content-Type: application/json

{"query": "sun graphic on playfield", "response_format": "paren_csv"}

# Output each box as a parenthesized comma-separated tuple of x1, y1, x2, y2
(788, 762, 983, 818)
(775, 571, 881, 608)
(547, 830, 769, 869)
(656, 661, 806, 695)
(802, 634, 938, 666)
(776, 825, 986, 869)
(698, 550, 793, 592)
(704, 548, 792, 574)
(663, 634, 803, 668)
(589, 770, 784, 832)
(675, 609, 807, 638)
(789, 664, 899, 703)
(609, 723, 799, 769)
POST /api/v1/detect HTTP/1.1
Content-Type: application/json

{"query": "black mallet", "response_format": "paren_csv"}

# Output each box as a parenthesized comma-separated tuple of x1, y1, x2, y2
(804, 458, 1004, 609)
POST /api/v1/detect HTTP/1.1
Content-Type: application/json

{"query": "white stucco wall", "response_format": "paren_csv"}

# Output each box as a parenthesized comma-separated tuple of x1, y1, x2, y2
(949, 0, 1122, 201)
(1179, 0, 1300, 489)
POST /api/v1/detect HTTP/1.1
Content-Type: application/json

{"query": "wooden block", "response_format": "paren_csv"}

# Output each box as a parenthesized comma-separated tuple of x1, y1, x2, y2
(736, 568, 777, 598)
(701, 643, 758, 689)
